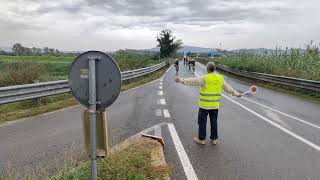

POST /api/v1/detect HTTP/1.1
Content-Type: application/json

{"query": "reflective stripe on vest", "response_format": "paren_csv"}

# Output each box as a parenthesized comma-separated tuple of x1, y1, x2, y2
(198, 74, 224, 108)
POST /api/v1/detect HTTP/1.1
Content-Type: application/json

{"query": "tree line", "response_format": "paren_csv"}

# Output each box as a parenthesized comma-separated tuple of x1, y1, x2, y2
(1, 29, 183, 57)
(0, 43, 72, 56)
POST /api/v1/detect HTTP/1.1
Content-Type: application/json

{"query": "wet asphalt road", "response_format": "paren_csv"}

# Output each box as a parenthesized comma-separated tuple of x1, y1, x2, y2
(0, 62, 319, 179)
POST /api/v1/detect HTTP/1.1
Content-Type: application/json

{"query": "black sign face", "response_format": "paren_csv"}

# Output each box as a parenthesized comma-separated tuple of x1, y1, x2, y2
(68, 51, 121, 111)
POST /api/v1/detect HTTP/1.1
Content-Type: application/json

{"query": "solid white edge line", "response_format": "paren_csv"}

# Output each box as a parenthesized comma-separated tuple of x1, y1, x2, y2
(196, 66, 320, 151)
(222, 94, 320, 152)
(242, 97, 320, 129)
(167, 123, 198, 180)
(163, 109, 170, 118)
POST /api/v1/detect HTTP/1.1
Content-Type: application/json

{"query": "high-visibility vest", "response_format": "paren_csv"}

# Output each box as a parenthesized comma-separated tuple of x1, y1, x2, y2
(198, 73, 224, 109)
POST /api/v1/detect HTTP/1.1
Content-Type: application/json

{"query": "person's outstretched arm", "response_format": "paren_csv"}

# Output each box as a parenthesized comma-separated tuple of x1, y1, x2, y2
(223, 80, 242, 97)
(175, 76, 205, 86)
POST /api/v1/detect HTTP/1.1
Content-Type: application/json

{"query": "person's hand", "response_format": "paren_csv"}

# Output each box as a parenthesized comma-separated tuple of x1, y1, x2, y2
(175, 77, 181, 82)
(236, 92, 243, 97)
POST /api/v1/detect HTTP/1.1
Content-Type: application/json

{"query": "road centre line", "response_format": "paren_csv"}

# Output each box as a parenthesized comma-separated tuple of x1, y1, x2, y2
(159, 85, 163, 89)
(242, 97, 320, 129)
(168, 123, 199, 180)
(158, 90, 163, 96)
(158, 98, 166, 105)
(163, 109, 170, 118)
(223, 94, 320, 152)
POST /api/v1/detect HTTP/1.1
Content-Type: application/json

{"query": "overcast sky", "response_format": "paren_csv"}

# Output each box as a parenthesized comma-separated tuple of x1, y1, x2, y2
(0, 0, 319, 51)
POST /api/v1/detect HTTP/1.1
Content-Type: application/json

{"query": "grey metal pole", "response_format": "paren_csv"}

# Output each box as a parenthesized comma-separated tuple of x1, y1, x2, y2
(89, 58, 97, 180)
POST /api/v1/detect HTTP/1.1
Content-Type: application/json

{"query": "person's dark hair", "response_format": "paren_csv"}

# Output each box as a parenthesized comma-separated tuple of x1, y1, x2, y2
(207, 62, 215, 73)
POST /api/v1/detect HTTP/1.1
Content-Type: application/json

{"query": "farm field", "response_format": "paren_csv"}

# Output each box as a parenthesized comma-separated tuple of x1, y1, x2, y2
(0, 52, 159, 86)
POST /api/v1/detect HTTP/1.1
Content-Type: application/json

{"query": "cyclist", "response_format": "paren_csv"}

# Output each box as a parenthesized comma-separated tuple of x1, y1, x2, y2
(185, 57, 189, 67)
(174, 59, 179, 73)
(189, 59, 196, 72)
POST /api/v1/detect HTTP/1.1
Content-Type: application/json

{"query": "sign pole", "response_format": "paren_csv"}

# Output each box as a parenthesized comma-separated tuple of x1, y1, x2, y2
(89, 58, 97, 180)
(69, 51, 122, 179)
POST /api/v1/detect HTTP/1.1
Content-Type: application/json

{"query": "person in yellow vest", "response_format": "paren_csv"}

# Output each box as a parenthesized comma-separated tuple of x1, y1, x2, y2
(175, 62, 242, 145)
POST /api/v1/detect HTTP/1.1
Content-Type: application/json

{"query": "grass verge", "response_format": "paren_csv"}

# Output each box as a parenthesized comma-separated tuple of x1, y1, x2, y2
(1, 137, 172, 180)
(0, 65, 169, 123)
(51, 137, 171, 180)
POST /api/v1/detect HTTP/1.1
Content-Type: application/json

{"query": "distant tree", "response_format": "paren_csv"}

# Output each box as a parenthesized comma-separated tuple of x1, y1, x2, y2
(0, 49, 6, 55)
(12, 43, 25, 56)
(49, 48, 55, 55)
(31, 47, 37, 54)
(156, 29, 183, 58)
(24, 47, 32, 55)
(36, 48, 42, 55)
(43, 47, 49, 54)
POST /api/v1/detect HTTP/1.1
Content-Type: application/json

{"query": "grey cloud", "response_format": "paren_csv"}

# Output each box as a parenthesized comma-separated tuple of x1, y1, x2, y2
(82, 0, 294, 27)
(35, 2, 86, 14)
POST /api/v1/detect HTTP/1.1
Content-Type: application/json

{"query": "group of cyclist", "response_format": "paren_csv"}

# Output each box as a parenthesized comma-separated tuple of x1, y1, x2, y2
(174, 56, 195, 73)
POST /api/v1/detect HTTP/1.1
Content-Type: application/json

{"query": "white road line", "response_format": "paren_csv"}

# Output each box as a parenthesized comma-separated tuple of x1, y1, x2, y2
(154, 125, 162, 137)
(159, 82, 163, 85)
(158, 98, 166, 105)
(155, 109, 162, 116)
(122, 64, 173, 94)
(1, 65, 175, 128)
(223, 94, 320, 152)
(163, 109, 170, 118)
(159, 85, 163, 89)
(242, 97, 320, 129)
(167, 123, 198, 180)
(196, 69, 320, 129)
(196, 67, 320, 151)
(158, 90, 163, 96)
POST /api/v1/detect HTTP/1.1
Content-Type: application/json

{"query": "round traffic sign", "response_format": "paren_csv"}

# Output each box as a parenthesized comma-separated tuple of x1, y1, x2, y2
(68, 51, 121, 111)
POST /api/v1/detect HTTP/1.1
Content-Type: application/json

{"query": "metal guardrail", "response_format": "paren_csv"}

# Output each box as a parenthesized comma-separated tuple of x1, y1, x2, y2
(0, 62, 167, 105)
(217, 64, 320, 92)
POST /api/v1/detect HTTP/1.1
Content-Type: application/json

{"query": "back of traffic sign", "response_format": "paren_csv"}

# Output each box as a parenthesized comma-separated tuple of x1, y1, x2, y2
(68, 51, 121, 111)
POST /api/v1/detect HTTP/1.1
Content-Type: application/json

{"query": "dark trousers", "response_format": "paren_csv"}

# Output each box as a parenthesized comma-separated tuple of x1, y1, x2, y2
(198, 108, 219, 140)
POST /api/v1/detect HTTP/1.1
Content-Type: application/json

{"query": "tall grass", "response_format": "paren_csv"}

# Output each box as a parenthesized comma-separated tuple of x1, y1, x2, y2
(218, 42, 320, 81)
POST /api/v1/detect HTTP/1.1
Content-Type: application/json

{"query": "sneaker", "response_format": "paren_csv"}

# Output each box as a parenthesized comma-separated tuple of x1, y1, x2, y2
(193, 137, 206, 145)
(211, 139, 219, 145)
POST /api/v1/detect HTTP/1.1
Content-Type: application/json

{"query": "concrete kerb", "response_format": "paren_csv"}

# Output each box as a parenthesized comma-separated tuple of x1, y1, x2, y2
(110, 122, 170, 180)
